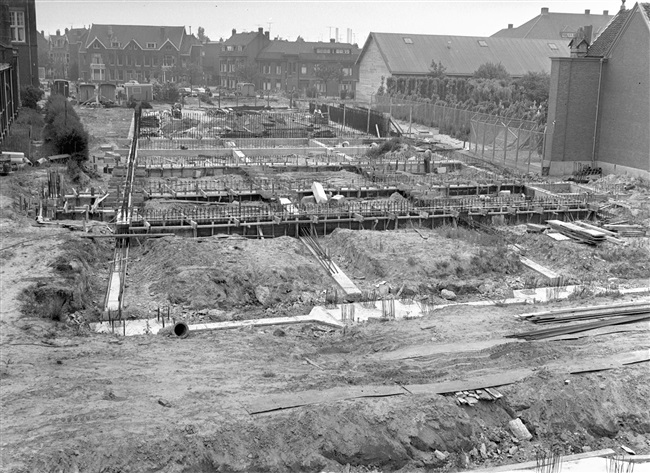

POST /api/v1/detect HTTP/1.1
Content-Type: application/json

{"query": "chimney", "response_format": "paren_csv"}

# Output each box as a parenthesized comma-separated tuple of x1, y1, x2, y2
(330, 38, 335, 43)
(265, 31, 269, 39)
(603, 10, 609, 15)
(258, 27, 263, 34)
(570, 25, 592, 57)
(620, 0, 626, 11)
(541, 7, 549, 14)
(585, 9, 590, 14)
(56, 29, 61, 36)
(508, 23, 513, 29)
(65, 27, 69, 34)
(108, 25, 113, 37)
(232, 28, 237, 36)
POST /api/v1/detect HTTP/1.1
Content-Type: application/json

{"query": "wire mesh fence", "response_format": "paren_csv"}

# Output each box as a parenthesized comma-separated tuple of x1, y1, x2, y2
(469, 118, 546, 175)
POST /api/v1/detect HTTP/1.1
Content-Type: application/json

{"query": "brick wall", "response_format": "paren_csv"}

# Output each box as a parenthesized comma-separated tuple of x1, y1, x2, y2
(356, 36, 390, 103)
(596, 11, 650, 173)
(545, 57, 601, 173)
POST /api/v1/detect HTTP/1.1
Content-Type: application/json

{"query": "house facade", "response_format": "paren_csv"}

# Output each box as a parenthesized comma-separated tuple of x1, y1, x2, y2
(218, 28, 270, 89)
(78, 24, 202, 84)
(492, 6, 613, 40)
(355, 32, 570, 102)
(256, 39, 359, 97)
(544, 2, 650, 177)
(1, 0, 38, 87)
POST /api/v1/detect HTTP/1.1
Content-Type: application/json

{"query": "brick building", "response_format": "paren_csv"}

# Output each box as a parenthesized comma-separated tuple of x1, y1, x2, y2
(355, 32, 570, 102)
(256, 39, 359, 96)
(544, 2, 650, 177)
(218, 28, 270, 89)
(78, 24, 202, 84)
(0, 0, 38, 87)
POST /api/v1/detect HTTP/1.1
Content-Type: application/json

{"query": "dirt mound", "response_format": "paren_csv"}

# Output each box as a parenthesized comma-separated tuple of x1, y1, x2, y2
(124, 236, 338, 318)
(321, 228, 521, 299)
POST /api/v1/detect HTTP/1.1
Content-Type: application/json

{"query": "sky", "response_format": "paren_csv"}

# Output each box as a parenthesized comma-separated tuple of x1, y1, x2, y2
(35, 0, 622, 43)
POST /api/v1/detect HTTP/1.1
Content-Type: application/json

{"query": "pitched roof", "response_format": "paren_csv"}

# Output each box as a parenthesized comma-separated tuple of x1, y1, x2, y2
(258, 40, 360, 60)
(492, 9, 613, 40)
(587, 3, 649, 57)
(358, 33, 570, 77)
(223, 32, 259, 46)
(84, 24, 185, 50)
(66, 28, 88, 44)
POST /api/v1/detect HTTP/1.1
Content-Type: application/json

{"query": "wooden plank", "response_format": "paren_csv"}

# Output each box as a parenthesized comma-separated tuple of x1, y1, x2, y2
(79, 233, 176, 239)
(520, 256, 561, 283)
(244, 385, 407, 415)
(376, 339, 518, 361)
(540, 325, 648, 341)
(406, 369, 533, 395)
(516, 301, 650, 320)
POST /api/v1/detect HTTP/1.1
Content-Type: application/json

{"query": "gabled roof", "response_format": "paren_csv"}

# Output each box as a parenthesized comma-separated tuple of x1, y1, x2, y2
(223, 32, 259, 46)
(492, 8, 613, 40)
(357, 33, 570, 77)
(83, 24, 185, 50)
(179, 33, 202, 55)
(66, 28, 88, 44)
(258, 40, 360, 61)
(587, 3, 650, 57)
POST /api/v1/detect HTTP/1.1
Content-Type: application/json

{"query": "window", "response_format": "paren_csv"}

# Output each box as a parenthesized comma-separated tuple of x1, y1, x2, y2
(403, 37, 413, 44)
(126, 56, 133, 66)
(262, 65, 271, 74)
(342, 67, 352, 76)
(144, 56, 150, 66)
(147, 42, 157, 49)
(276, 65, 281, 75)
(477, 40, 488, 47)
(93, 42, 100, 49)
(335, 49, 350, 54)
(263, 81, 271, 91)
(548, 43, 559, 50)
(109, 54, 114, 65)
(111, 41, 120, 48)
(165, 44, 172, 50)
(221, 46, 226, 52)
(226, 45, 234, 51)
(163, 55, 175, 67)
(228, 63, 235, 72)
(135, 56, 141, 66)
(238, 45, 244, 51)
(315, 48, 331, 54)
(117, 55, 123, 66)
(301, 65, 307, 75)
(152, 56, 159, 66)
(275, 80, 281, 89)
(91, 54, 102, 65)
(220, 63, 227, 72)
(9, 11, 25, 42)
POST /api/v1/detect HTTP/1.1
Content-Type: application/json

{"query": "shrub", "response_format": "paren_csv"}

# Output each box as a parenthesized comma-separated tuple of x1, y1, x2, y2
(20, 85, 44, 109)
(43, 94, 89, 161)
(306, 86, 318, 98)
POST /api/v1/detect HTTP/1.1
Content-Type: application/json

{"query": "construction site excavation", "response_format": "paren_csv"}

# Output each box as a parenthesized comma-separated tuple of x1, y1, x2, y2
(2, 101, 650, 473)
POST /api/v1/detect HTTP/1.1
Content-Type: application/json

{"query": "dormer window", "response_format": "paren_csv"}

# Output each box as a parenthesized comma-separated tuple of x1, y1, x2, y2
(548, 43, 558, 50)
(238, 45, 244, 51)
(147, 42, 157, 49)
(403, 37, 413, 44)
(478, 40, 488, 47)
(111, 41, 120, 48)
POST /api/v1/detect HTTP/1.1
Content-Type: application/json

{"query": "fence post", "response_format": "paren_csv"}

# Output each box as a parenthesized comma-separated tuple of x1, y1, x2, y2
(367, 106, 371, 134)
(491, 122, 497, 162)
(503, 123, 508, 165)
(515, 125, 521, 170)
(481, 121, 487, 157)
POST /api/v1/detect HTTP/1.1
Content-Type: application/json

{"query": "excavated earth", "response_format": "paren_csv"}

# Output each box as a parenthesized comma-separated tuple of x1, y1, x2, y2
(2, 109, 650, 471)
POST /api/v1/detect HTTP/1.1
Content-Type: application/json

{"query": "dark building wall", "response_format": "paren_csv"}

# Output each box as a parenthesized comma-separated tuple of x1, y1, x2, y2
(596, 11, 650, 173)
(5, 0, 38, 87)
(545, 56, 602, 174)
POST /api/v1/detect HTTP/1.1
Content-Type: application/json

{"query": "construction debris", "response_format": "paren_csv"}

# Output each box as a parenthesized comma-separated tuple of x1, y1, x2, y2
(546, 220, 607, 245)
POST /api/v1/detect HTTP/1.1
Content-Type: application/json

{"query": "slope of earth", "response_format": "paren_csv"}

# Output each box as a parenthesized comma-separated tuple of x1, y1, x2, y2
(1, 299, 649, 472)
(121, 235, 340, 320)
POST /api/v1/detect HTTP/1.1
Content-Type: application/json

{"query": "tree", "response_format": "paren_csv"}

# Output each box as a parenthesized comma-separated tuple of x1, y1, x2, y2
(429, 60, 447, 79)
(474, 62, 510, 80)
(313, 62, 344, 96)
(514, 71, 550, 104)
(234, 62, 259, 84)
(20, 85, 44, 109)
(68, 62, 79, 81)
(197, 26, 210, 43)
(296, 35, 305, 42)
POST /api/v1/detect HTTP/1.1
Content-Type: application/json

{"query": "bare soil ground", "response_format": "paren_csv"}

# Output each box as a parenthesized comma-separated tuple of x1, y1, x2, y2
(1, 105, 649, 472)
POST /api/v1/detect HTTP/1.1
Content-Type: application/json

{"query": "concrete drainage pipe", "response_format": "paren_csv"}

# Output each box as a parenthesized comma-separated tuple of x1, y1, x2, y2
(173, 321, 190, 339)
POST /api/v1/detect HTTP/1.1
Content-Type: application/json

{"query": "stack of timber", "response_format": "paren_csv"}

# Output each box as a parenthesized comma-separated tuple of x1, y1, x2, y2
(573, 221, 625, 244)
(603, 224, 647, 237)
(546, 220, 606, 245)
(509, 303, 650, 341)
